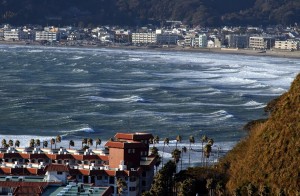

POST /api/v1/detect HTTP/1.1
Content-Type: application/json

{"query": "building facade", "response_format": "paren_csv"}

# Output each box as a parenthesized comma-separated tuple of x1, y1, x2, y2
(274, 40, 299, 50)
(228, 35, 249, 48)
(198, 34, 208, 48)
(249, 36, 275, 49)
(35, 31, 58, 42)
(132, 33, 156, 44)
(0, 132, 156, 196)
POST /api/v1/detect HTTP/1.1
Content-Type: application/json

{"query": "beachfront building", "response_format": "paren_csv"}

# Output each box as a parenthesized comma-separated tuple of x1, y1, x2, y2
(274, 40, 299, 50)
(35, 31, 58, 42)
(132, 32, 156, 45)
(3, 29, 24, 41)
(0, 132, 156, 196)
(227, 34, 249, 48)
(156, 33, 179, 45)
(249, 36, 275, 49)
(198, 34, 208, 48)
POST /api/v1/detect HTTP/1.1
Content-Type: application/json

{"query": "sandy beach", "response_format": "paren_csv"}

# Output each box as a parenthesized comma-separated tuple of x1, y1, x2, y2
(1, 40, 300, 59)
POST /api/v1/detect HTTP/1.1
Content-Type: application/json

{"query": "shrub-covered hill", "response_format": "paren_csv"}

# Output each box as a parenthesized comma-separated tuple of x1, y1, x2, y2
(219, 73, 300, 194)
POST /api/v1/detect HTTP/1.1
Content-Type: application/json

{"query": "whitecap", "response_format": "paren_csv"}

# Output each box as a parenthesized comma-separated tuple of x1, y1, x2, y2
(69, 56, 85, 60)
(72, 68, 88, 74)
(88, 95, 145, 103)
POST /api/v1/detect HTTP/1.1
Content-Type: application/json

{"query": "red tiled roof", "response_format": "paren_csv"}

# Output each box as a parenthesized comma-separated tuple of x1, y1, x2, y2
(13, 186, 44, 195)
(44, 164, 69, 172)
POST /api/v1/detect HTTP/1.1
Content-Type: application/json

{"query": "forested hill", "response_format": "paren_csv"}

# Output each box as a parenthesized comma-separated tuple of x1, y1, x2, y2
(0, 0, 299, 26)
(218, 73, 300, 194)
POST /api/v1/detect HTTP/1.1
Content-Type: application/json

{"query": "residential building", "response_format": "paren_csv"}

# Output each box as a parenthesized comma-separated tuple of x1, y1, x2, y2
(274, 40, 299, 50)
(3, 29, 21, 41)
(0, 132, 156, 196)
(132, 33, 156, 44)
(249, 36, 275, 49)
(156, 34, 179, 45)
(227, 35, 249, 48)
(35, 31, 58, 42)
(198, 34, 208, 48)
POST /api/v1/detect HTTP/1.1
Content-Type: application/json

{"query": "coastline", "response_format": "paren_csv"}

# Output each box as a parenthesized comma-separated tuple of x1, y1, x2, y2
(1, 40, 300, 59)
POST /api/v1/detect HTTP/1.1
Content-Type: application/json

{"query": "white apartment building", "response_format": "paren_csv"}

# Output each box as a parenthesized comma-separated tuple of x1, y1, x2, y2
(274, 40, 299, 50)
(199, 34, 208, 48)
(132, 32, 156, 44)
(4, 29, 21, 41)
(35, 31, 58, 42)
(249, 36, 275, 49)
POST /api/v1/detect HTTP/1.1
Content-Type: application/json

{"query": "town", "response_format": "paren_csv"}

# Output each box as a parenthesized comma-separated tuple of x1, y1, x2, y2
(0, 22, 300, 51)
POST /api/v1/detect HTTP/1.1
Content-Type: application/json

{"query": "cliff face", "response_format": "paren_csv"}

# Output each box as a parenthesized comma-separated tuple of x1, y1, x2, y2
(220, 74, 300, 194)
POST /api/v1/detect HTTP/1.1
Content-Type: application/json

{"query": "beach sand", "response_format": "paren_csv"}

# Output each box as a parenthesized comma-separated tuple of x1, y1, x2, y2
(1, 40, 300, 59)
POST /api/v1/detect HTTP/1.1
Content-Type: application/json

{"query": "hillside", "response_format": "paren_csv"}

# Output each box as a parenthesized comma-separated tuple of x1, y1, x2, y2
(0, 0, 299, 26)
(219, 73, 300, 194)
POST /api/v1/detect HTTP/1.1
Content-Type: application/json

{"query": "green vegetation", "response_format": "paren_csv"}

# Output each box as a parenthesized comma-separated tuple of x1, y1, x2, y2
(0, 0, 299, 26)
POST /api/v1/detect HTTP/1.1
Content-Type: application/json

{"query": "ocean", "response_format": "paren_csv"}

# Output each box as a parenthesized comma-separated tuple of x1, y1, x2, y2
(0, 45, 299, 166)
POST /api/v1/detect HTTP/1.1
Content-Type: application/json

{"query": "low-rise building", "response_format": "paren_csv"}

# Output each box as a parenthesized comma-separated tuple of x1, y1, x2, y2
(3, 29, 22, 41)
(35, 31, 58, 42)
(249, 36, 275, 49)
(132, 33, 156, 44)
(0, 132, 156, 196)
(227, 35, 249, 48)
(274, 40, 299, 50)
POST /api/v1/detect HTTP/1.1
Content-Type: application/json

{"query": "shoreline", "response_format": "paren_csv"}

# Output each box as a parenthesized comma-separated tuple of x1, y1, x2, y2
(1, 40, 300, 59)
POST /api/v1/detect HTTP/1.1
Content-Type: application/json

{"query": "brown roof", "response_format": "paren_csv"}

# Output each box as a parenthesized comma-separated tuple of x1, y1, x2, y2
(13, 186, 44, 195)
(0, 181, 58, 187)
(44, 164, 69, 172)
(105, 141, 146, 149)
(115, 132, 153, 141)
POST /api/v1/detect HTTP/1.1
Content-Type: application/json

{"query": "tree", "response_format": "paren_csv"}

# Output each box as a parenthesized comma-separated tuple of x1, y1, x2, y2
(171, 148, 181, 172)
(153, 135, 159, 146)
(216, 181, 224, 196)
(56, 135, 61, 149)
(35, 139, 40, 147)
(82, 138, 87, 148)
(162, 137, 169, 167)
(95, 138, 101, 149)
(201, 135, 208, 166)
(247, 183, 255, 196)
(117, 177, 127, 195)
(87, 138, 93, 147)
(8, 140, 13, 147)
(50, 138, 55, 149)
(43, 140, 48, 148)
(178, 178, 195, 196)
(175, 135, 182, 149)
(188, 135, 195, 166)
(69, 140, 75, 149)
(181, 146, 187, 171)
(15, 140, 20, 147)
(204, 144, 212, 166)
(208, 138, 214, 146)
(29, 139, 35, 148)
(2, 139, 7, 148)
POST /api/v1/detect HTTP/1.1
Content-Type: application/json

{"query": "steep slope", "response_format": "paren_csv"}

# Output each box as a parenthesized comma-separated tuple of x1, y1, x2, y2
(220, 73, 300, 194)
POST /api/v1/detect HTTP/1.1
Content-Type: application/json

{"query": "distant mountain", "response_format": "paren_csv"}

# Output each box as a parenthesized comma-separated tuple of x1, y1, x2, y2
(0, 0, 299, 26)
(219, 73, 300, 194)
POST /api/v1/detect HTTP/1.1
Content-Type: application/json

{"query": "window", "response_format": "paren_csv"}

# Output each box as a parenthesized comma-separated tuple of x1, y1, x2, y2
(142, 180, 146, 186)
(129, 187, 136, 191)
(57, 171, 63, 175)
(130, 177, 136, 182)
(78, 175, 82, 179)
(109, 176, 115, 184)
(142, 171, 146, 177)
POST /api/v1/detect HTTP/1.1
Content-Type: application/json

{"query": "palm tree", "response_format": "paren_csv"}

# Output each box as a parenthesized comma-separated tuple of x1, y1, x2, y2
(35, 139, 40, 147)
(162, 137, 169, 167)
(55, 135, 61, 149)
(204, 144, 212, 166)
(69, 140, 75, 149)
(1, 139, 7, 148)
(181, 146, 187, 171)
(95, 138, 101, 149)
(153, 135, 159, 147)
(82, 138, 87, 148)
(116, 177, 127, 196)
(15, 140, 20, 147)
(87, 138, 93, 147)
(43, 140, 48, 148)
(8, 140, 13, 147)
(175, 135, 182, 149)
(201, 135, 208, 166)
(258, 184, 269, 196)
(188, 135, 195, 166)
(208, 138, 214, 146)
(171, 148, 181, 172)
(216, 181, 224, 196)
(50, 138, 55, 149)
(29, 139, 35, 148)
